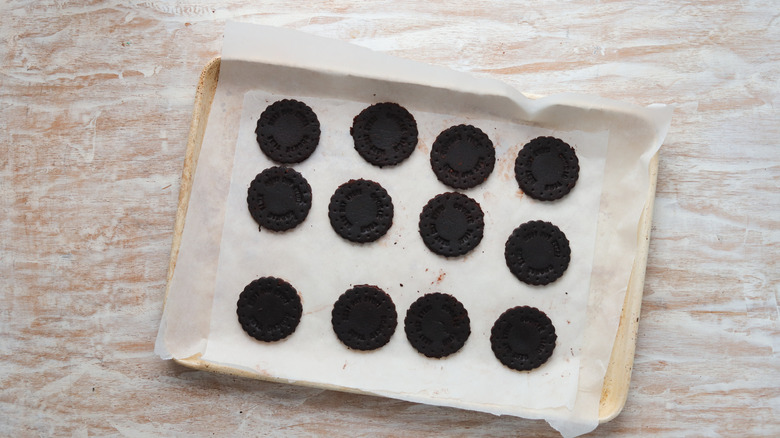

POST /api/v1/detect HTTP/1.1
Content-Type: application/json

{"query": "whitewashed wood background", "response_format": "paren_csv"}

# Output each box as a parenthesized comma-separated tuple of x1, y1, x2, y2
(1, 1, 778, 436)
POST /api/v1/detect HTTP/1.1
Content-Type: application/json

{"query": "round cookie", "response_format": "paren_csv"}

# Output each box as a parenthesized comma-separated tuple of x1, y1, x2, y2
(236, 277, 303, 342)
(255, 99, 321, 163)
(504, 220, 570, 285)
(247, 166, 312, 232)
(331, 285, 397, 351)
(328, 179, 394, 243)
(351, 102, 418, 167)
(490, 306, 557, 371)
(430, 124, 495, 189)
(419, 192, 484, 257)
(515, 136, 579, 201)
(404, 293, 471, 358)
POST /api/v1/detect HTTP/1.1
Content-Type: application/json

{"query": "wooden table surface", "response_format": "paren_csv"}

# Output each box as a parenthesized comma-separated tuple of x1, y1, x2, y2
(2, 1, 778, 436)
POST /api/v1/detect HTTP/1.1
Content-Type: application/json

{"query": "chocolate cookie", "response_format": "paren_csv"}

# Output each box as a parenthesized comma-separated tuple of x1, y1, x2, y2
(351, 102, 418, 167)
(419, 192, 484, 257)
(404, 293, 470, 358)
(504, 220, 571, 285)
(430, 124, 495, 189)
(255, 99, 321, 163)
(331, 285, 397, 351)
(247, 166, 312, 231)
(328, 179, 393, 243)
(237, 277, 303, 342)
(490, 306, 556, 371)
(515, 136, 579, 201)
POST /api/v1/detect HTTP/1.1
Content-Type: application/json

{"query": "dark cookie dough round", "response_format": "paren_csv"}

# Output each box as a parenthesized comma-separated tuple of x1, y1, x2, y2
(515, 136, 579, 201)
(237, 277, 303, 342)
(255, 99, 321, 163)
(351, 102, 418, 167)
(247, 166, 312, 232)
(328, 179, 394, 243)
(331, 285, 397, 351)
(404, 293, 471, 358)
(430, 124, 495, 189)
(504, 220, 571, 285)
(490, 306, 557, 371)
(419, 192, 484, 257)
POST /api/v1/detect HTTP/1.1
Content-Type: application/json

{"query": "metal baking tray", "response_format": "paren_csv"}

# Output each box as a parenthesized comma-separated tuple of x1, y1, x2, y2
(164, 57, 658, 423)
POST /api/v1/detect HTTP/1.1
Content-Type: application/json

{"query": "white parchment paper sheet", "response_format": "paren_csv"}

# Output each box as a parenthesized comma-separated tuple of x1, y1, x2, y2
(156, 22, 672, 438)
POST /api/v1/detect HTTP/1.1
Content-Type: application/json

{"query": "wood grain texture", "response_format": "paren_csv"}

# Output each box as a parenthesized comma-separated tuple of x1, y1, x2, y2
(1, 1, 778, 436)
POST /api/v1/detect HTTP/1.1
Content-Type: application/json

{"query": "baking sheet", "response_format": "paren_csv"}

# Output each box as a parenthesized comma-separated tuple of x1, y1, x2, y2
(156, 22, 672, 437)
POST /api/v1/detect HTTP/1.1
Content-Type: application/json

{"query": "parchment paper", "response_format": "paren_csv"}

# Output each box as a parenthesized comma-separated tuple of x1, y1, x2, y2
(156, 22, 672, 437)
